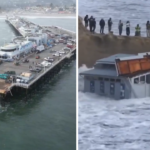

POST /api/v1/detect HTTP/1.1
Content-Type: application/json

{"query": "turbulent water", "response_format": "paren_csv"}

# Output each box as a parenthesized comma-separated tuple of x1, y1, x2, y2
(79, 0, 150, 36)
(0, 18, 76, 150)
(79, 1, 150, 149)
(79, 66, 150, 150)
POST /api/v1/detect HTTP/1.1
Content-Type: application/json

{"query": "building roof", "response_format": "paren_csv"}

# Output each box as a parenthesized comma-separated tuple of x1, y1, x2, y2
(96, 53, 136, 64)
(21, 72, 32, 78)
(80, 68, 117, 77)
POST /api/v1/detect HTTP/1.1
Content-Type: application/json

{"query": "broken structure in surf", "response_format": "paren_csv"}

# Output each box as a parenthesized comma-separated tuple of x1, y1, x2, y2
(80, 52, 150, 100)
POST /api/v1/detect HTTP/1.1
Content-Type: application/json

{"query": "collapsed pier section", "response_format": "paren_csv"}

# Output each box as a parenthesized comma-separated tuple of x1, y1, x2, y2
(80, 53, 150, 100)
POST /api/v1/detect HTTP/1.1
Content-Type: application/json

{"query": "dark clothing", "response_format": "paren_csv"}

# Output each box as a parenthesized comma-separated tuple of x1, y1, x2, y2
(108, 26, 111, 33)
(118, 22, 123, 35)
(119, 28, 122, 36)
(99, 19, 105, 34)
(84, 16, 88, 27)
(126, 22, 130, 36)
(89, 18, 93, 26)
(89, 17, 94, 32)
(93, 20, 96, 32)
(126, 27, 130, 36)
(108, 19, 112, 32)
(85, 22, 88, 27)
(100, 27, 104, 34)
(89, 26, 92, 32)
(146, 22, 149, 30)
(100, 19, 105, 27)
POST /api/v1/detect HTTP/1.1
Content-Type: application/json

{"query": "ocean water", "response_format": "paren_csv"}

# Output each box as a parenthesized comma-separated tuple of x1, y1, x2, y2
(0, 0, 75, 8)
(79, 65, 150, 150)
(79, 1, 150, 149)
(79, 0, 150, 36)
(0, 18, 76, 150)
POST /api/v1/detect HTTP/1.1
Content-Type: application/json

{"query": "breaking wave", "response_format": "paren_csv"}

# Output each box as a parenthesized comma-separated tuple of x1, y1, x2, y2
(78, 65, 150, 150)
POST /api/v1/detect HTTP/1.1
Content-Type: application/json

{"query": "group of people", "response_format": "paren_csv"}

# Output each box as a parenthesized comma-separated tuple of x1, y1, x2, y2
(84, 15, 143, 37)
(84, 15, 96, 33)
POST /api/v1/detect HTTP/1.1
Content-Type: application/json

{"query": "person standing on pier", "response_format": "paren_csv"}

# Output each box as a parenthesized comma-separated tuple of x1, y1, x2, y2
(126, 21, 130, 36)
(84, 15, 89, 28)
(118, 20, 123, 36)
(108, 18, 113, 33)
(99, 18, 105, 34)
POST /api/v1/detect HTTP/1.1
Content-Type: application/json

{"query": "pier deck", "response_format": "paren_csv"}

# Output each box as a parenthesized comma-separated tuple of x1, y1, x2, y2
(0, 17, 76, 97)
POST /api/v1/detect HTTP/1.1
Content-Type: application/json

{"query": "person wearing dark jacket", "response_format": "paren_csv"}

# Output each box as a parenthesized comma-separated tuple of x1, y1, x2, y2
(118, 20, 123, 35)
(89, 16, 94, 32)
(99, 19, 105, 34)
(93, 18, 96, 33)
(84, 15, 89, 28)
(126, 21, 130, 36)
(108, 18, 112, 33)
(146, 21, 150, 37)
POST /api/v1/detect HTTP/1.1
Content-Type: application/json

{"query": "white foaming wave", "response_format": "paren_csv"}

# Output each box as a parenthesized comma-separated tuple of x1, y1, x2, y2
(79, 64, 92, 91)
(78, 65, 150, 150)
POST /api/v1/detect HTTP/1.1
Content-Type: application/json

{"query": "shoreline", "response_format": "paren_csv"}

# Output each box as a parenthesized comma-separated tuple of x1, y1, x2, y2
(0, 13, 76, 19)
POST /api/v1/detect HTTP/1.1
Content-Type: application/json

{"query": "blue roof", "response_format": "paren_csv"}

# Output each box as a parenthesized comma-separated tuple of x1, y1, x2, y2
(96, 53, 136, 64)
(80, 68, 117, 77)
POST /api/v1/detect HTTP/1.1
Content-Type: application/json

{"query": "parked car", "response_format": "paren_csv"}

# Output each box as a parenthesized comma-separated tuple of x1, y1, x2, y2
(16, 77, 28, 84)
(63, 40, 67, 44)
(3, 58, 14, 62)
(52, 52, 62, 57)
(22, 59, 29, 63)
(67, 43, 74, 49)
(63, 47, 71, 51)
(54, 39, 59, 43)
(35, 63, 43, 68)
(4, 71, 16, 75)
(30, 67, 42, 73)
(44, 57, 54, 62)
(36, 45, 45, 53)
(59, 51, 66, 54)
(41, 61, 52, 67)
(59, 39, 64, 43)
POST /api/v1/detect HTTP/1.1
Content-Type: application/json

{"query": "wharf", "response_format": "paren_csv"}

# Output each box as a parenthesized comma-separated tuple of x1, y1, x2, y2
(0, 17, 76, 99)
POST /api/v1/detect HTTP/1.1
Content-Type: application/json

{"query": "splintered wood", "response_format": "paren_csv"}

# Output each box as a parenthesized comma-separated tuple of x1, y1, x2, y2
(116, 57, 150, 76)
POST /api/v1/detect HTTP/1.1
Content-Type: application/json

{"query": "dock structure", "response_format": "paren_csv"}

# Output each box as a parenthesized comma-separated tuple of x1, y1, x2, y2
(0, 16, 76, 100)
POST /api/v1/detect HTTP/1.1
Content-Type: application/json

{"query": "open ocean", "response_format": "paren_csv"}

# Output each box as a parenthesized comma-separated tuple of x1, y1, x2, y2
(0, 17, 76, 150)
(79, 0, 150, 36)
(79, 0, 150, 150)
